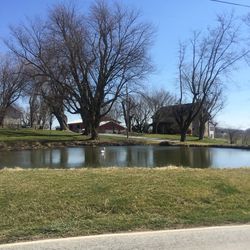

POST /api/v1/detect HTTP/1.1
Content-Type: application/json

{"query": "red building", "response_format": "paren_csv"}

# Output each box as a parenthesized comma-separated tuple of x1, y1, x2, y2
(68, 117, 126, 134)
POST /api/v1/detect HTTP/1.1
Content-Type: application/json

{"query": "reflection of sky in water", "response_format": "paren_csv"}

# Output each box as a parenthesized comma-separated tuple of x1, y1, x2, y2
(67, 148, 85, 167)
(211, 148, 250, 169)
(0, 150, 34, 168)
(100, 147, 127, 166)
(0, 146, 250, 169)
(50, 149, 60, 165)
(101, 146, 154, 167)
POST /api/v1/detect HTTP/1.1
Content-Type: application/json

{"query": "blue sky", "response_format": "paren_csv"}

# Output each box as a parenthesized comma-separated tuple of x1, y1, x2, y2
(1, 0, 250, 129)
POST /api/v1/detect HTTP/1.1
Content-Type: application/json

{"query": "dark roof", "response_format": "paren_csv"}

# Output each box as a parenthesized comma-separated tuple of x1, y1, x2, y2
(157, 103, 193, 112)
(153, 103, 200, 123)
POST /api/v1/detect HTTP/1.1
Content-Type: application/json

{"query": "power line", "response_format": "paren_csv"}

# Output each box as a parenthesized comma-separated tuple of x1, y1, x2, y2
(210, 0, 250, 8)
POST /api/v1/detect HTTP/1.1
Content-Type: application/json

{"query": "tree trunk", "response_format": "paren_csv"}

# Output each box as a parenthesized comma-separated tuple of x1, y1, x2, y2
(90, 118, 99, 140)
(90, 126, 99, 140)
(0, 107, 7, 127)
(49, 115, 53, 130)
(80, 113, 90, 135)
(89, 113, 100, 140)
(0, 114, 5, 127)
(198, 121, 206, 140)
(180, 128, 187, 142)
(83, 127, 90, 135)
(54, 112, 68, 130)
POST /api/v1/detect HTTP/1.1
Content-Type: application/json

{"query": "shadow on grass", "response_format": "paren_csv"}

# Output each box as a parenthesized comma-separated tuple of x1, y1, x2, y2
(0, 130, 63, 137)
(0, 129, 85, 141)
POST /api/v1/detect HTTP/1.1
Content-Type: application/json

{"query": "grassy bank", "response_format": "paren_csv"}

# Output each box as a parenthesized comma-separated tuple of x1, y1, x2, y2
(0, 129, 148, 144)
(0, 168, 249, 244)
(0, 128, 227, 145)
(138, 133, 227, 145)
(0, 129, 86, 142)
(0, 129, 148, 151)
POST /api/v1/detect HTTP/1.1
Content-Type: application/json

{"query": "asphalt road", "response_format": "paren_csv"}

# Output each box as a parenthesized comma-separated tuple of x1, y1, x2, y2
(1, 225, 250, 250)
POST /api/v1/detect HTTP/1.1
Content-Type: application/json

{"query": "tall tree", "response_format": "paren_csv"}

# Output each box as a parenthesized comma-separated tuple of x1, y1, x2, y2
(145, 89, 176, 133)
(38, 79, 69, 130)
(7, 1, 153, 139)
(132, 97, 151, 133)
(197, 84, 224, 139)
(175, 14, 247, 142)
(0, 55, 26, 126)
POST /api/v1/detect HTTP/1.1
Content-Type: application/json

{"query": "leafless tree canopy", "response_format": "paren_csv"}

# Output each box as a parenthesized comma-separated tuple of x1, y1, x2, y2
(0, 55, 27, 126)
(118, 89, 176, 133)
(175, 14, 247, 141)
(7, 1, 154, 138)
(197, 85, 225, 139)
(144, 89, 176, 116)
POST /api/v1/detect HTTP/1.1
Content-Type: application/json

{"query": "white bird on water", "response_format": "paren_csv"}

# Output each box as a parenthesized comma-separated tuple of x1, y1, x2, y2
(101, 147, 105, 154)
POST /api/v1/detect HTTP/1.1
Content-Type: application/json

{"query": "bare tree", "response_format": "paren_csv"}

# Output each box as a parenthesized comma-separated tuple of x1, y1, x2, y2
(0, 55, 26, 126)
(132, 96, 151, 133)
(119, 89, 176, 134)
(26, 89, 51, 129)
(121, 95, 137, 133)
(38, 79, 69, 130)
(242, 128, 250, 145)
(106, 101, 123, 122)
(21, 107, 31, 127)
(146, 89, 176, 116)
(197, 85, 225, 139)
(7, 1, 153, 139)
(175, 14, 247, 142)
(145, 89, 176, 133)
(227, 128, 242, 144)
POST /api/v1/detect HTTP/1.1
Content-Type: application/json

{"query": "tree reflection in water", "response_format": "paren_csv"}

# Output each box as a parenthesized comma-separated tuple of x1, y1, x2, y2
(0, 146, 249, 169)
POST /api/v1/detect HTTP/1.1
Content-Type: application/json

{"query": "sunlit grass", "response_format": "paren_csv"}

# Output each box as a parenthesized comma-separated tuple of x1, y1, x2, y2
(139, 133, 227, 144)
(0, 168, 249, 243)
(0, 128, 228, 146)
(0, 128, 87, 142)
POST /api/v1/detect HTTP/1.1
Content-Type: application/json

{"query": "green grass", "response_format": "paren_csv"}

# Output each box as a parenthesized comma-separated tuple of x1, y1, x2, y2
(0, 128, 87, 142)
(140, 133, 228, 144)
(0, 129, 147, 145)
(0, 128, 228, 146)
(0, 168, 249, 244)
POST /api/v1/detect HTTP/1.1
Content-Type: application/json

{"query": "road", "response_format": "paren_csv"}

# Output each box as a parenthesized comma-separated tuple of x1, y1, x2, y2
(1, 225, 250, 250)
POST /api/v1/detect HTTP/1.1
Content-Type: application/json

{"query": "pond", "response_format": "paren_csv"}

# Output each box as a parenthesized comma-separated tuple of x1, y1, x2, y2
(0, 145, 250, 169)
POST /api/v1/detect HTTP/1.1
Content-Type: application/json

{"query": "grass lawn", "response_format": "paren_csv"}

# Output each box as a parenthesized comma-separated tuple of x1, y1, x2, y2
(0, 128, 87, 142)
(139, 133, 228, 144)
(0, 168, 249, 244)
(0, 128, 227, 145)
(0, 129, 137, 144)
(0, 128, 151, 144)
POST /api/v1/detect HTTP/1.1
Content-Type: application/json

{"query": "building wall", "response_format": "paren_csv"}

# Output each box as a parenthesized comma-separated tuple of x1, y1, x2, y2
(98, 122, 126, 134)
(153, 106, 212, 137)
(3, 117, 22, 128)
(68, 123, 85, 132)
(68, 121, 126, 134)
(3, 106, 22, 128)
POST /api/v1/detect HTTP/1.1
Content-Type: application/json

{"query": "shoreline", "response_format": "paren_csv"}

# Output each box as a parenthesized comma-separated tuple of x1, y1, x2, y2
(0, 139, 250, 151)
(0, 139, 145, 151)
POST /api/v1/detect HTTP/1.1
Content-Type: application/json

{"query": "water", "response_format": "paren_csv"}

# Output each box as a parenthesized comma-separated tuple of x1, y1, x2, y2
(0, 146, 249, 169)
